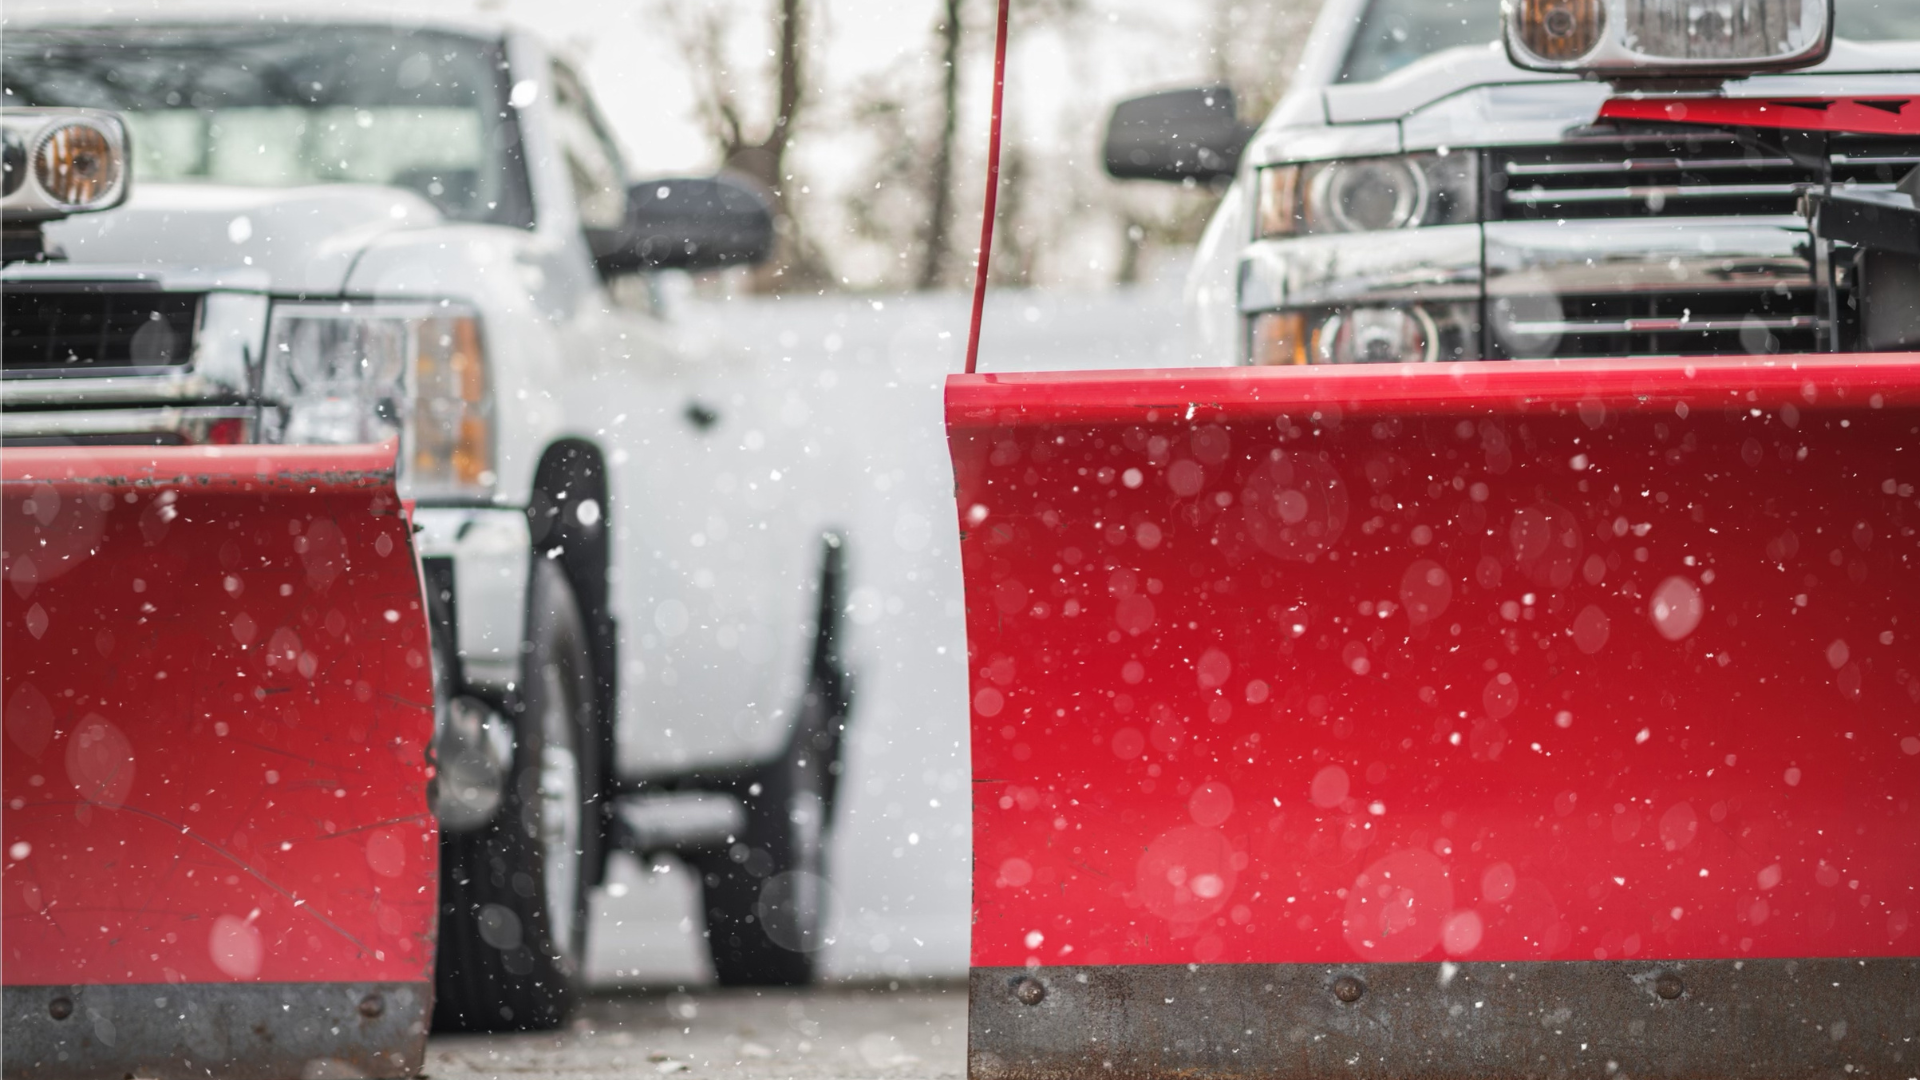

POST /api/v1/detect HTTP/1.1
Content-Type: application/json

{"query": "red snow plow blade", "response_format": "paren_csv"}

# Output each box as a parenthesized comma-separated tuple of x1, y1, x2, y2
(2, 443, 436, 1080)
(949, 355, 1920, 1080)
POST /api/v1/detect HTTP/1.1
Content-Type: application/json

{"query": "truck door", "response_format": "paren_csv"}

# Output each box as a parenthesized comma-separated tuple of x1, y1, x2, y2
(546, 62, 811, 778)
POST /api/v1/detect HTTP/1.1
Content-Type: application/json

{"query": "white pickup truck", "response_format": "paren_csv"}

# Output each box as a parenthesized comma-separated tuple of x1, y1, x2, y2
(2, 14, 854, 1029)
(1103, 0, 1920, 366)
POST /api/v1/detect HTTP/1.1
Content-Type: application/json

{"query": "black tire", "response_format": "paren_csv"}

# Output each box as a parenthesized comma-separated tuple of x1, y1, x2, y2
(433, 560, 598, 1032)
(701, 696, 836, 986)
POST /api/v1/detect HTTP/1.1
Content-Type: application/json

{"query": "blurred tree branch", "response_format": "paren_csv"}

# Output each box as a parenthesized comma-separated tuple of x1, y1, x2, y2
(916, 0, 964, 290)
(656, 0, 827, 291)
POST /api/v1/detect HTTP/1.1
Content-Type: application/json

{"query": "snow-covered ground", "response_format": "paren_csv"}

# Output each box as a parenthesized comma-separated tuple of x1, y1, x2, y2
(586, 279, 1195, 984)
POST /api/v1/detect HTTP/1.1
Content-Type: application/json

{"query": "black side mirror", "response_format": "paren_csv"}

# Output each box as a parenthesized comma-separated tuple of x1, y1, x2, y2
(590, 173, 774, 274)
(1103, 85, 1253, 184)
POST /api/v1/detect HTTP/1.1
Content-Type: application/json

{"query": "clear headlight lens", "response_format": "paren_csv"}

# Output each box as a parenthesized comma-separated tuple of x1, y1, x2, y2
(1250, 304, 1481, 366)
(1256, 153, 1477, 239)
(264, 303, 496, 498)
(1319, 306, 1440, 364)
(1622, 0, 1815, 62)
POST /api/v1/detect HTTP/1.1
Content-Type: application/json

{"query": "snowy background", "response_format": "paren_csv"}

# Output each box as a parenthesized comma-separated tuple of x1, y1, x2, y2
(6, 0, 1316, 983)
(588, 278, 1192, 983)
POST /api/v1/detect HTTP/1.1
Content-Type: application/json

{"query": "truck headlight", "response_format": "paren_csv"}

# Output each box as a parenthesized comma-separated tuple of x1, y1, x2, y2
(1256, 153, 1477, 239)
(264, 302, 496, 498)
(1251, 303, 1481, 366)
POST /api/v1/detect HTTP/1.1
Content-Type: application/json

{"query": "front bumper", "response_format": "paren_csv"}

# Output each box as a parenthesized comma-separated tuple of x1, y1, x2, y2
(0, 405, 258, 445)
(412, 506, 530, 694)
(1237, 217, 1820, 360)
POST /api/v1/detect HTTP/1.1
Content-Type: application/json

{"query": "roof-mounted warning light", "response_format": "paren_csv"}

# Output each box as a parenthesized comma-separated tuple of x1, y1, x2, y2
(1503, 0, 1833, 80)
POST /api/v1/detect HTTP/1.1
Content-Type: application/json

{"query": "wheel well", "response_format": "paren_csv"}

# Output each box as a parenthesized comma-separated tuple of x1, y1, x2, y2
(528, 439, 617, 881)
(528, 439, 610, 619)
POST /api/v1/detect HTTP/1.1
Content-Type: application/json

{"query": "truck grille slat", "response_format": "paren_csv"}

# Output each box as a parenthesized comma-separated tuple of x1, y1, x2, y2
(2, 289, 200, 376)
(1492, 287, 1823, 359)
(1503, 156, 1796, 176)
(1492, 135, 1920, 221)
(1506, 314, 1821, 336)
(1504, 182, 1808, 205)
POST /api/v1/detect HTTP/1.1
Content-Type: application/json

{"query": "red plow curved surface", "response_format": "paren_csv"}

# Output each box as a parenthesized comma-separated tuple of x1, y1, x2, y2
(3, 444, 435, 1079)
(950, 356, 1920, 1079)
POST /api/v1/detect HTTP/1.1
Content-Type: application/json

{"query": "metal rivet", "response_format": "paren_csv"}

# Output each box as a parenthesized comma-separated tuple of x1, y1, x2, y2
(358, 994, 385, 1018)
(1654, 973, 1684, 1000)
(1332, 976, 1365, 1004)
(1013, 977, 1046, 1006)
(48, 997, 73, 1021)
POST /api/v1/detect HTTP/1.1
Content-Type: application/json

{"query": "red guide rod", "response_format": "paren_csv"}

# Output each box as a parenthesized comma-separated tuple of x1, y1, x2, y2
(964, 0, 1013, 376)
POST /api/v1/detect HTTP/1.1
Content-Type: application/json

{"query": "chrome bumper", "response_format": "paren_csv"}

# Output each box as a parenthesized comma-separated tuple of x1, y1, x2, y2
(1237, 216, 1819, 359)
(1237, 226, 1481, 314)
(0, 405, 257, 444)
(411, 507, 530, 694)
(1483, 216, 1812, 297)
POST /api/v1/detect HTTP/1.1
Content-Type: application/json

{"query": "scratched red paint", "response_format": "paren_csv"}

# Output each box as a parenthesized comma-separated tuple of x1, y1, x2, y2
(949, 356, 1920, 971)
(2, 444, 436, 986)
(1598, 96, 1920, 137)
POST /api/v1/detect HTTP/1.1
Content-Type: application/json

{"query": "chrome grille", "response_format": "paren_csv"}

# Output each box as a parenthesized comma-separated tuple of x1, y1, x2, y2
(1491, 136, 1920, 221)
(1491, 287, 1822, 360)
(2, 287, 200, 376)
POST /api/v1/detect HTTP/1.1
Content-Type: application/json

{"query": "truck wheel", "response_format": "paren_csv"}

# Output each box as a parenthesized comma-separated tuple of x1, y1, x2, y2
(702, 697, 835, 986)
(433, 560, 597, 1031)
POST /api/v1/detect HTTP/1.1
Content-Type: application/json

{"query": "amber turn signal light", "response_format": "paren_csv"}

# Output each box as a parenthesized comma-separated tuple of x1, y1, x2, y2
(1250, 311, 1309, 367)
(1510, 0, 1606, 63)
(32, 120, 124, 209)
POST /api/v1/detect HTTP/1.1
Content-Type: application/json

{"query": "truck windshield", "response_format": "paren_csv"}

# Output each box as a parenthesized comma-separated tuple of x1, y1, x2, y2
(1338, 0, 1920, 84)
(0, 24, 533, 227)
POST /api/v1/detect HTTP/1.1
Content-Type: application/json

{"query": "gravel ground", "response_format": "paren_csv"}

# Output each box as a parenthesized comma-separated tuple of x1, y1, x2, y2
(425, 985, 967, 1080)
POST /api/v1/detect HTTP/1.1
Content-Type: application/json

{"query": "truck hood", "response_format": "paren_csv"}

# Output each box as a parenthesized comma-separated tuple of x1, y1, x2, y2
(1243, 37, 1920, 167)
(1323, 38, 1920, 126)
(39, 183, 443, 295)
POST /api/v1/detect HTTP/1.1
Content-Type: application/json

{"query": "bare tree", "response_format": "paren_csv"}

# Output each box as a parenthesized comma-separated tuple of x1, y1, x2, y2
(1210, 0, 1320, 119)
(1101, 0, 1320, 286)
(916, 0, 965, 289)
(657, 0, 827, 291)
(845, 0, 1089, 292)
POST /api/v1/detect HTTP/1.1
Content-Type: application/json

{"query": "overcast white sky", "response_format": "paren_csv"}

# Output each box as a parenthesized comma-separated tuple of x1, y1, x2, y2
(479, 0, 1224, 176)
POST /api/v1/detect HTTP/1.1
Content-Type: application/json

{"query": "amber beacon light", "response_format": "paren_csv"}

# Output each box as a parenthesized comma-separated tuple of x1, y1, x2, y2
(33, 119, 122, 208)
(1, 108, 131, 219)
(1510, 0, 1605, 63)
(1504, 0, 1833, 77)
